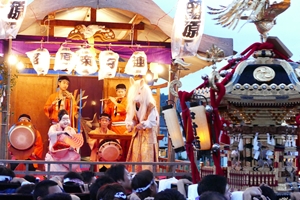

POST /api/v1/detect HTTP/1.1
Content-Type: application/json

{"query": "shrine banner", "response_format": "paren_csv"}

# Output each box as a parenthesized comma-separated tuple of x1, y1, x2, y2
(0, 0, 27, 39)
(171, 0, 205, 58)
(98, 50, 119, 80)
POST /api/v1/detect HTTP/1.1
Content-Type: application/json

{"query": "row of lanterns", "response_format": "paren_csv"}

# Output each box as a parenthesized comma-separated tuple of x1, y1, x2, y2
(25, 46, 149, 80)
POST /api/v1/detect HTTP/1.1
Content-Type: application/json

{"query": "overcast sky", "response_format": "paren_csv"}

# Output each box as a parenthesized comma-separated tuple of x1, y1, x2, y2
(154, 0, 300, 93)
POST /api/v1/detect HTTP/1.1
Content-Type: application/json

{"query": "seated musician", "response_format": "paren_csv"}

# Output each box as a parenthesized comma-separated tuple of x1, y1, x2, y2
(103, 84, 129, 161)
(9, 114, 43, 171)
(87, 113, 117, 171)
(44, 109, 83, 172)
(103, 84, 127, 134)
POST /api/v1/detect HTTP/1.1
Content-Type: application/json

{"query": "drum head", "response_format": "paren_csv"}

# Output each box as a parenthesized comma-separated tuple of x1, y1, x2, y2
(9, 123, 36, 150)
(98, 140, 123, 161)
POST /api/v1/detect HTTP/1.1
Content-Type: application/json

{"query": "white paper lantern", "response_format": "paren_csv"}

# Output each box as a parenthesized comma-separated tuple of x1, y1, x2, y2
(124, 51, 147, 76)
(162, 104, 185, 153)
(0, 0, 27, 39)
(75, 47, 98, 75)
(189, 104, 211, 150)
(98, 50, 119, 80)
(26, 48, 50, 75)
(171, 0, 205, 58)
(54, 46, 76, 74)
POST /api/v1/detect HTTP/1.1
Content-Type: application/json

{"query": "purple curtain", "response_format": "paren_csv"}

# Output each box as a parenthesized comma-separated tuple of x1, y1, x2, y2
(0, 35, 172, 64)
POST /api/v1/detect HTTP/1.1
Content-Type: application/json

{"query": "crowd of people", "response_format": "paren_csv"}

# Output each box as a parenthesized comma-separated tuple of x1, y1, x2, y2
(1, 164, 300, 200)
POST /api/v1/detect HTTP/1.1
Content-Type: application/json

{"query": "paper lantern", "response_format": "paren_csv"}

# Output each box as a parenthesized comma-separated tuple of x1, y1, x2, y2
(26, 48, 50, 75)
(162, 104, 185, 153)
(54, 46, 76, 74)
(171, 0, 205, 58)
(189, 103, 211, 150)
(75, 47, 98, 75)
(98, 50, 119, 80)
(0, 0, 27, 39)
(124, 51, 147, 75)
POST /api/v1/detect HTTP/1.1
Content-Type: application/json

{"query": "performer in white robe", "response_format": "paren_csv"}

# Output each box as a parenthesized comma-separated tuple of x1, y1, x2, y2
(45, 109, 83, 172)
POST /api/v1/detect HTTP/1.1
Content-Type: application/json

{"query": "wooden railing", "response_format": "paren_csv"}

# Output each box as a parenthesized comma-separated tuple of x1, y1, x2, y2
(0, 159, 191, 178)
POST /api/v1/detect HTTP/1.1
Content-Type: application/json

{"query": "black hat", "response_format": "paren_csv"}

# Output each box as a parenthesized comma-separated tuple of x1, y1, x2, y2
(116, 84, 126, 90)
(18, 114, 31, 121)
(58, 76, 70, 82)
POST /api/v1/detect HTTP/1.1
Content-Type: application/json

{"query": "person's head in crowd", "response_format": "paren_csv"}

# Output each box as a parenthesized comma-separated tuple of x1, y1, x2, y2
(260, 184, 276, 200)
(43, 193, 72, 200)
(105, 164, 132, 191)
(23, 175, 38, 183)
(197, 175, 231, 200)
(90, 175, 115, 200)
(33, 179, 63, 200)
(97, 183, 127, 200)
(18, 114, 31, 122)
(131, 169, 158, 200)
(16, 183, 36, 194)
(63, 171, 84, 185)
(0, 165, 15, 182)
(81, 170, 96, 184)
(200, 191, 227, 200)
(154, 188, 186, 200)
(115, 84, 126, 98)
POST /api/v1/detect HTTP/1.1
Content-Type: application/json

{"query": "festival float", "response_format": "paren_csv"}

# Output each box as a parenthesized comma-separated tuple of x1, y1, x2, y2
(169, 0, 300, 193)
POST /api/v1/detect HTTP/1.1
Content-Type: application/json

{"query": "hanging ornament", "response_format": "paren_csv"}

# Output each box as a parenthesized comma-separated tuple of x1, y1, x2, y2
(124, 51, 147, 76)
(0, 0, 27, 39)
(189, 103, 211, 150)
(238, 133, 243, 151)
(171, 0, 205, 58)
(54, 46, 76, 74)
(161, 103, 185, 153)
(98, 50, 119, 80)
(75, 47, 98, 75)
(26, 48, 50, 75)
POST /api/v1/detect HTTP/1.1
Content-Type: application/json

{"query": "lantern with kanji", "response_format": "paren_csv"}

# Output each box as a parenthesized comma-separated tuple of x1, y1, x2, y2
(98, 50, 119, 80)
(54, 46, 76, 74)
(26, 48, 50, 75)
(75, 47, 98, 75)
(124, 51, 147, 76)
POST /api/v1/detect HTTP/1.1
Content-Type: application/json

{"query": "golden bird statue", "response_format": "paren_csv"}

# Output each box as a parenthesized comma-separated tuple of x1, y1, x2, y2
(207, 0, 291, 42)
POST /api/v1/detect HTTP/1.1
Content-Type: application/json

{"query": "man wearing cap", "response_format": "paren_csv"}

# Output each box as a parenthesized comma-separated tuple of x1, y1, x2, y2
(9, 114, 43, 171)
(44, 76, 76, 125)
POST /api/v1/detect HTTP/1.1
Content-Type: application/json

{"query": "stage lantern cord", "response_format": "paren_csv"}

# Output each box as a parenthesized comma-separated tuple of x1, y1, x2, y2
(75, 47, 98, 75)
(171, 0, 205, 58)
(125, 51, 147, 76)
(161, 101, 185, 153)
(0, 0, 27, 39)
(98, 50, 119, 80)
(54, 46, 76, 74)
(26, 48, 50, 75)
